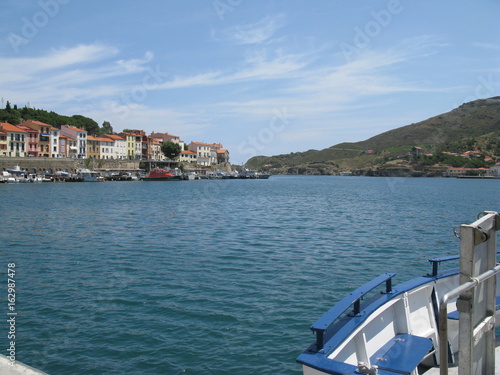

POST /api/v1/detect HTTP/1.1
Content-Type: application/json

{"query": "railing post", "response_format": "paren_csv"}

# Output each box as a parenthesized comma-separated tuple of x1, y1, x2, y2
(385, 278, 392, 293)
(316, 330, 324, 351)
(353, 299, 361, 316)
(432, 261, 439, 277)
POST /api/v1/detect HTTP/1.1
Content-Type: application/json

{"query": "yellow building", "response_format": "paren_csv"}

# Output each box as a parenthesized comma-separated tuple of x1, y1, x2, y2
(0, 129, 7, 156)
(120, 132, 136, 159)
(87, 136, 100, 159)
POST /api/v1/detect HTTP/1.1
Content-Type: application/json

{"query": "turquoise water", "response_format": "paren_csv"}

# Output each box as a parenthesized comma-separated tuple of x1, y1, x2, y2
(0, 176, 498, 374)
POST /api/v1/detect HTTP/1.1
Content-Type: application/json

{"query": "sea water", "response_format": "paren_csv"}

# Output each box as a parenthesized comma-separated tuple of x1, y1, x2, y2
(0, 176, 498, 374)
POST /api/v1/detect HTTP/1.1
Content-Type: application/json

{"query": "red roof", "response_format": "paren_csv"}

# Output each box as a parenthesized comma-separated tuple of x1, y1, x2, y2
(14, 125, 38, 133)
(62, 124, 86, 132)
(103, 134, 125, 141)
(151, 132, 179, 138)
(1, 122, 27, 132)
(23, 120, 52, 127)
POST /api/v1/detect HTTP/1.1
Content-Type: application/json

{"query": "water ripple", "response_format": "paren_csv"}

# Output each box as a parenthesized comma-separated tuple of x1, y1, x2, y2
(0, 177, 497, 374)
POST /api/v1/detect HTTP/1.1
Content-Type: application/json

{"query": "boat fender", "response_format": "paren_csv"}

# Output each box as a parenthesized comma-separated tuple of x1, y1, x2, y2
(355, 362, 378, 375)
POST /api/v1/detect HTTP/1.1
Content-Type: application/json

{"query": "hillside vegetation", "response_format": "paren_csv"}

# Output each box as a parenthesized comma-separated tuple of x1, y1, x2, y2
(0, 102, 109, 135)
(246, 97, 500, 175)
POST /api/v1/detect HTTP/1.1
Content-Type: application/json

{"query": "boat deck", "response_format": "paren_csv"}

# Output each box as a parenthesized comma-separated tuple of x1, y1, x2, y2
(0, 355, 48, 375)
(425, 340, 500, 375)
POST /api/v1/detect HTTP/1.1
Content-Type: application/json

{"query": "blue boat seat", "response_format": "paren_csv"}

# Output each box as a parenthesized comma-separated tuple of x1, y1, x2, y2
(448, 296, 500, 320)
(370, 334, 433, 375)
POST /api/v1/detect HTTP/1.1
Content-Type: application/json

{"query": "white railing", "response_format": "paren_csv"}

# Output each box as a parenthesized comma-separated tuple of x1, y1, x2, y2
(439, 211, 499, 375)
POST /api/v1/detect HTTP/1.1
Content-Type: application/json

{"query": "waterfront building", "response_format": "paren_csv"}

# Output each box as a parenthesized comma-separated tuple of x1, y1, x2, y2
(65, 136, 78, 158)
(0, 129, 7, 156)
(145, 135, 154, 160)
(188, 142, 212, 166)
(86, 136, 115, 159)
(151, 132, 180, 144)
(210, 148, 217, 165)
(98, 137, 114, 159)
(151, 132, 184, 160)
(490, 163, 500, 176)
(120, 132, 136, 159)
(103, 134, 126, 160)
(15, 124, 39, 156)
(23, 120, 53, 157)
(0, 122, 27, 157)
(120, 131, 144, 159)
(445, 167, 490, 177)
(179, 150, 197, 164)
(208, 143, 226, 164)
(59, 135, 69, 157)
(151, 138, 163, 160)
(50, 127, 61, 158)
(87, 136, 100, 159)
(60, 125, 87, 159)
(209, 143, 223, 150)
(216, 149, 230, 164)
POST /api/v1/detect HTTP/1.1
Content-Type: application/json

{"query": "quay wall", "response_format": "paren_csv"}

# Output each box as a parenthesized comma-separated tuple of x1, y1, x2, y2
(0, 157, 141, 174)
(0, 158, 233, 174)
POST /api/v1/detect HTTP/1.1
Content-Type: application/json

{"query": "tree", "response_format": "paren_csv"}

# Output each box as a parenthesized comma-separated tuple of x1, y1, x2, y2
(71, 115, 99, 135)
(101, 121, 113, 134)
(161, 141, 181, 159)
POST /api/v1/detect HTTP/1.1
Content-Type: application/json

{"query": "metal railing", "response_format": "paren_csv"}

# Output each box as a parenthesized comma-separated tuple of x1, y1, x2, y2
(438, 264, 500, 375)
(310, 273, 395, 351)
(438, 211, 499, 375)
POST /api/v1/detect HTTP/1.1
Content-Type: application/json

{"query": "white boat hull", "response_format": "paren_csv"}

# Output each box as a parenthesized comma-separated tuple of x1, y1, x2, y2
(298, 212, 500, 375)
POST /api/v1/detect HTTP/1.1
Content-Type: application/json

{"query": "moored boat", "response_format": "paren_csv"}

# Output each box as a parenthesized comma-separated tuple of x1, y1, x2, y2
(76, 168, 100, 182)
(140, 169, 183, 181)
(1, 166, 26, 182)
(238, 168, 271, 179)
(297, 211, 500, 375)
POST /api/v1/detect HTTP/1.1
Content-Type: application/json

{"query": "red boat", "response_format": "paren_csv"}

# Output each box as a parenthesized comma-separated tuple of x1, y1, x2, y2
(140, 169, 183, 181)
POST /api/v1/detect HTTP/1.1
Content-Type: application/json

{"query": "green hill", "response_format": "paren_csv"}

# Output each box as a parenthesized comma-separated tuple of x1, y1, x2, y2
(246, 97, 500, 175)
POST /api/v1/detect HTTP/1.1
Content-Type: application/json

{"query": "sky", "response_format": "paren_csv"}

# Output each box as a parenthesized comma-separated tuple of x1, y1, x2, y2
(0, 0, 499, 164)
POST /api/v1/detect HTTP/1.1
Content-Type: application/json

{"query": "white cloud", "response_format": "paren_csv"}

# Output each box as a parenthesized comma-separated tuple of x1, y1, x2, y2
(154, 48, 311, 90)
(213, 14, 286, 45)
(0, 44, 118, 77)
(0, 45, 156, 107)
(471, 42, 500, 51)
(86, 103, 211, 138)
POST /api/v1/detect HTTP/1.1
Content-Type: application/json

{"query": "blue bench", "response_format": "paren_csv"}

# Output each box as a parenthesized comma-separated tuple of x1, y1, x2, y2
(370, 334, 433, 375)
(448, 296, 500, 320)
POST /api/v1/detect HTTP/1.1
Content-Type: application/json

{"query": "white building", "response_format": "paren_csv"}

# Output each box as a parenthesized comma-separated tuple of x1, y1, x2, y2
(103, 134, 127, 159)
(0, 122, 27, 157)
(98, 137, 115, 159)
(490, 163, 500, 176)
(179, 150, 197, 164)
(188, 142, 212, 166)
(50, 127, 60, 158)
(60, 125, 87, 158)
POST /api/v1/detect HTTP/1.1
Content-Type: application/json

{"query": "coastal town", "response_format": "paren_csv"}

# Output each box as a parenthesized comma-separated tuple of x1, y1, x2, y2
(0, 119, 247, 181)
(0, 120, 229, 164)
(1, 119, 499, 181)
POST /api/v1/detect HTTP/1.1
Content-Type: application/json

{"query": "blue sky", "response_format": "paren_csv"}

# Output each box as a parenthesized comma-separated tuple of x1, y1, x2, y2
(1, 0, 499, 164)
